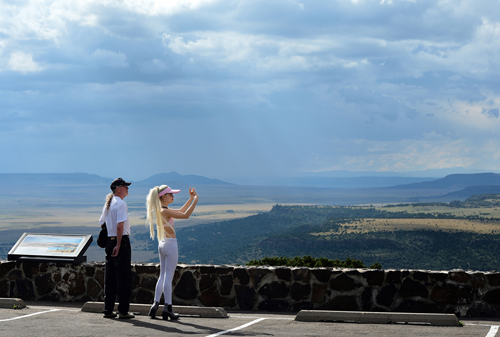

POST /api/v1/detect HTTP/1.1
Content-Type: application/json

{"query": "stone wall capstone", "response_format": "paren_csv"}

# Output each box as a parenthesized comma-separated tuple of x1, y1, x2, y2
(0, 261, 499, 317)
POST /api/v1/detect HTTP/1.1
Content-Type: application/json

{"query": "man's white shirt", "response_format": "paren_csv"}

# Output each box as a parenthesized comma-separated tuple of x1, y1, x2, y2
(99, 196, 130, 236)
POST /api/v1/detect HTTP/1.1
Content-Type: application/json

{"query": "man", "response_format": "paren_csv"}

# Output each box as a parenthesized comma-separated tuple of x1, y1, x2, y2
(99, 177, 134, 319)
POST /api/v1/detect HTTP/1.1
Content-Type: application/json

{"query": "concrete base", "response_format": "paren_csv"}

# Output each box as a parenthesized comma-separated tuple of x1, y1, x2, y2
(81, 302, 227, 318)
(0, 298, 26, 309)
(295, 310, 461, 326)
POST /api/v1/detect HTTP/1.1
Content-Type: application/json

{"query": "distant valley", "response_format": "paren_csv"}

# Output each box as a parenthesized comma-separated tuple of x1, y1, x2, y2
(173, 197, 500, 270)
(1, 172, 500, 269)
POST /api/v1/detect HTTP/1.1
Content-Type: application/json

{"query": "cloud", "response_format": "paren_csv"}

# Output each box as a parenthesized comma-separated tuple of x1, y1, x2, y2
(138, 58, 168, 74)
(163, 31, 375, 75)
(311, 138, 480, 173)
(2, 0, 500, 180)
(119, 0, 219, 16)
(482, 108, 500, 119)
(89, 49, 129, 68)
(8, 51, 44, 72)
(0, 0, 219, 46)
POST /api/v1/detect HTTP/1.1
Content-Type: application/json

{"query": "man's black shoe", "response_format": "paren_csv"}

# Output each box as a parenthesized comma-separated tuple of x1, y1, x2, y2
(119, 312, 135, 319)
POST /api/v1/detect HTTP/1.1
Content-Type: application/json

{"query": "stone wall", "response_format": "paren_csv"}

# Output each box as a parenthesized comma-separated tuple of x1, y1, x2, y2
(1, 261, 499, 317)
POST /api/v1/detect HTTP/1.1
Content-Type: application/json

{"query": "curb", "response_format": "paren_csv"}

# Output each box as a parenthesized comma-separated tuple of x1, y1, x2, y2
(0, 298, 26, 309)
(295, 310, 461, 326)
(81, 302, 228, 318)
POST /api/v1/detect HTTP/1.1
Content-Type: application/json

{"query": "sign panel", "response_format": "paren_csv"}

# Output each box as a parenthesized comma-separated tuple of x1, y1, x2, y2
(8, 233, 93, 263)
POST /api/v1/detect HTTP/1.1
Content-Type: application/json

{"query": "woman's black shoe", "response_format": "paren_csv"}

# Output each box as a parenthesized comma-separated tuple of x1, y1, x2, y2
(162, 305, 179, 320)
(148, 302, 159, 319)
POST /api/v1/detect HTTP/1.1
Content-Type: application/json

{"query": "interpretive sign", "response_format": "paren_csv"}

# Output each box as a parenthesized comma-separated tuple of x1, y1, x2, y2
(8, 233, 93, 263)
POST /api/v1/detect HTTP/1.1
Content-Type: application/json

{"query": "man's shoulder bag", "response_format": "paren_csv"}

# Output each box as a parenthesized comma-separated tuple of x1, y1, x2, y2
(97, 223, 108, 248)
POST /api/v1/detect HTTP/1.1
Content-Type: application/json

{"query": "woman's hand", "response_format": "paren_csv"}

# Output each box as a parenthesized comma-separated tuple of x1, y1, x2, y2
(189, 187, 196, 198)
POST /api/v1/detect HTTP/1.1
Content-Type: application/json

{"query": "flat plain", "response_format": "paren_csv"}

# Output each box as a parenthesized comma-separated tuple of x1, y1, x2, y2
(312, 203, 500, 235)
(0, 196, 279, 262)
(2, 182, 499, 265)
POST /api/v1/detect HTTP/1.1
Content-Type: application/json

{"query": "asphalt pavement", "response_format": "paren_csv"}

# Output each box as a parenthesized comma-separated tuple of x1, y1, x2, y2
(0, 301, 499, 337)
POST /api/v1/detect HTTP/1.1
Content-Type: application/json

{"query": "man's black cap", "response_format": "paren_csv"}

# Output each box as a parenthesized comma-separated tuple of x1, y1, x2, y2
(110, 177, 132, 190)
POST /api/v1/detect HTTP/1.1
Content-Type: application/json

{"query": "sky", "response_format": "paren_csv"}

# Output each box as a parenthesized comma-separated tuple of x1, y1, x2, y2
(1, 0, 500, 183)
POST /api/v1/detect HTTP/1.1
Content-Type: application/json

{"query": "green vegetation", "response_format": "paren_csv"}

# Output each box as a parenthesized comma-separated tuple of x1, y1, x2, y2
(384, 194, 500, 210)
(174, 197, 500, 270)
(256, 229, 500, 271)
(246, 255, 371, 268)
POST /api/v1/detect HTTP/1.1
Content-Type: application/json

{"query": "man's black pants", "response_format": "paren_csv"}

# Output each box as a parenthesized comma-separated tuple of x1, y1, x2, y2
(104, 236, 132, 315)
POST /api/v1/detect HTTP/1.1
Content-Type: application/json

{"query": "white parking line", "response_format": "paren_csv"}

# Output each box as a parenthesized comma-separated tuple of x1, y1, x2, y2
(0, 309, 62, 322)
(230, 315, 294, 320)
(26, 306, 79, 312)
(486, 326, 499, 337)
(205, 318, 266, 337)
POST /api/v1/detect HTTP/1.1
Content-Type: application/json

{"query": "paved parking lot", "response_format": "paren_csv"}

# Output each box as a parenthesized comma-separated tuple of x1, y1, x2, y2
(0, 302, 499, 337)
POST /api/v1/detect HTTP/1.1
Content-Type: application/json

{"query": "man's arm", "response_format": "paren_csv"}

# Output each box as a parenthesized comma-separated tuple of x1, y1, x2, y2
(111, 221, 124, 257)
(99, 204, 107, 225)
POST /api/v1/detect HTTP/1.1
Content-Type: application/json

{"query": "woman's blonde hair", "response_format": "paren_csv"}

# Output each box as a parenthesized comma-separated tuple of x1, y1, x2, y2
(146, 185, 169, 241)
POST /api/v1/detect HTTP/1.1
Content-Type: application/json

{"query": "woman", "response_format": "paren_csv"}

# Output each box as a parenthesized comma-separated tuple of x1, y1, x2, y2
(145, 185, 199, 320)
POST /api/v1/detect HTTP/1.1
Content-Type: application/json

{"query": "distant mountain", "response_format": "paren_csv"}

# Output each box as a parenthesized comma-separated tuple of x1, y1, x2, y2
(234, 176, 436, 189)
(0, 173, 109, 186)
(441, 185, 500, 200)
(0, 172, 232, 189)
(388, 173, 500, 190)
(138, 172, 233, 186)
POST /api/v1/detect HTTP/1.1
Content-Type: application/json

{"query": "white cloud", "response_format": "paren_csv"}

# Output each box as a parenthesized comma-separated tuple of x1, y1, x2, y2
(0, 0, 218, 43)
(90, 49, 129, 68)
(8, 52, 44, 73)
(414, 19, 500, 80)
(0, 1, 81, 42)
(138, 58, 168, 74)
(433, 95, 500, 131)
(118, 0, 219, 15)
(163, 32, 254, 60)
(163, 32, 364, 72)
(315, 138, 479, 173)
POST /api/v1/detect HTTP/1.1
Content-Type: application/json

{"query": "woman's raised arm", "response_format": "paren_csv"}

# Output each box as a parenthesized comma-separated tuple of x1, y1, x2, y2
(162, 191, 199, 219)
(179, 187, 196, 213)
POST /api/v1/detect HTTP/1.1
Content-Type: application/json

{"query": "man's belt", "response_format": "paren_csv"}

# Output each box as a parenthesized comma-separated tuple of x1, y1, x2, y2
(109, 235, 129, 240)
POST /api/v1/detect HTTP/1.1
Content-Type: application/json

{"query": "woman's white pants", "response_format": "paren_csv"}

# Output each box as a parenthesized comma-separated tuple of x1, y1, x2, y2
(154, 238, 178, 304)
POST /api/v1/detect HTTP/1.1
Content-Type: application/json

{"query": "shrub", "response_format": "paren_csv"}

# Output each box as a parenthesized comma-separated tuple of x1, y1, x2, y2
(246, 255, 381, 269)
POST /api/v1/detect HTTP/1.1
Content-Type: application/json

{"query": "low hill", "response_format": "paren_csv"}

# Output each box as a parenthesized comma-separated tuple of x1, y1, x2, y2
(239, 176, 436, 189)
(441, 185, 500, 201)
(0, 172, 232, 189)
(388, 173, 500, 190)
